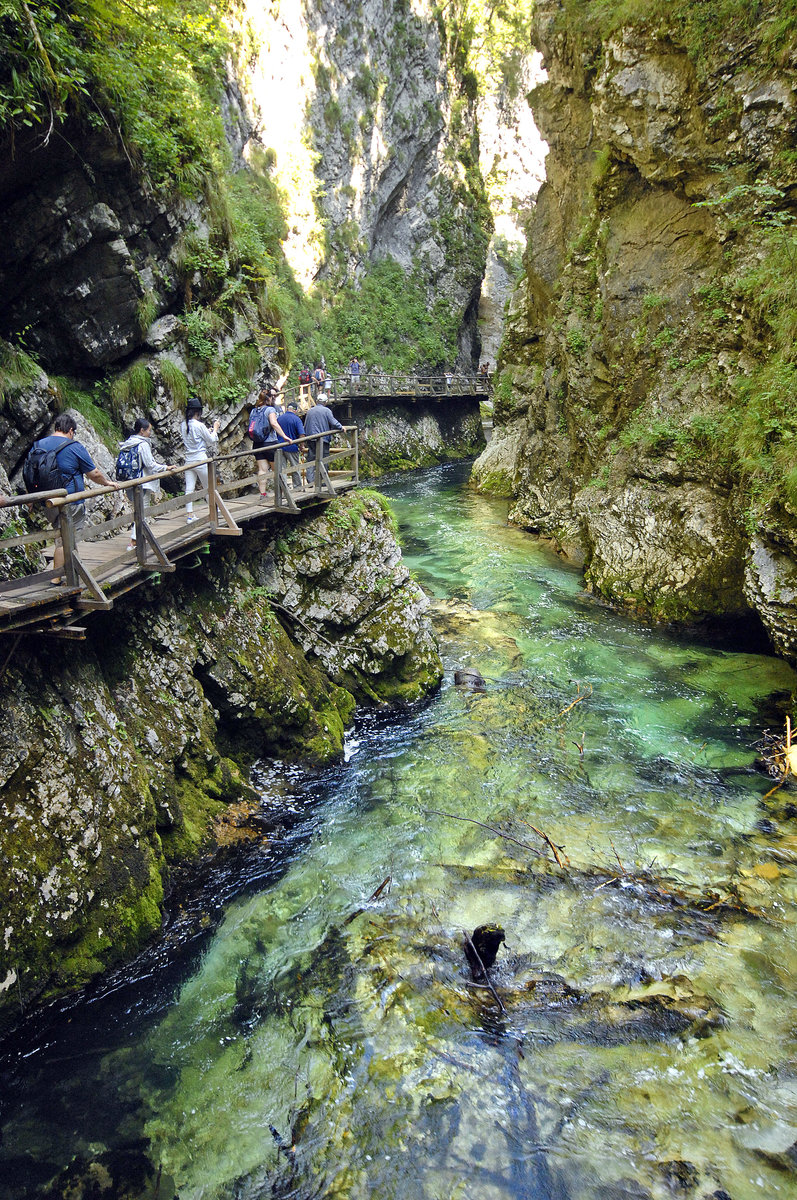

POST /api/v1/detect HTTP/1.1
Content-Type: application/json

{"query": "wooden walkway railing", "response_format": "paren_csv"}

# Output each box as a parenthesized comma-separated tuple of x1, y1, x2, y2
(0, 427, 358, 639)
(280, 371, 492, 410)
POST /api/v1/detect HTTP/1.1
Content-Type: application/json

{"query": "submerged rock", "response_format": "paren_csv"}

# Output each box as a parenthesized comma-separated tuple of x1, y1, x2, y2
(454, 667, 487, 692)
(464, 923, 506, 979)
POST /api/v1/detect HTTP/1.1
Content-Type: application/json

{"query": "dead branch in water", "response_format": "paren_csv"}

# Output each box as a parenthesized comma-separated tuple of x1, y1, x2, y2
(556, 683, 592, 720)
(423, 809, 546, 859)
(518, 820, 571, 868)
(342, 875, 392, 926)
(755, 715, 797, 799)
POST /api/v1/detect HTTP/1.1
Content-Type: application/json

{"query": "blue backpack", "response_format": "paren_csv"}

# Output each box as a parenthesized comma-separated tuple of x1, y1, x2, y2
(248, 405, 277, 443)
(115, 444, 143, 481)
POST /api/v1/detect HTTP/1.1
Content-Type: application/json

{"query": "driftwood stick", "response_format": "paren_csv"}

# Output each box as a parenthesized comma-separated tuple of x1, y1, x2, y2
(556, 683, 592, 720)
(342, 875, 392, 926)
(609, 839, 626, 875)
(422, 808, 545, 858)
(519, 820, 570, 868)
(463, 929, 506, 1014)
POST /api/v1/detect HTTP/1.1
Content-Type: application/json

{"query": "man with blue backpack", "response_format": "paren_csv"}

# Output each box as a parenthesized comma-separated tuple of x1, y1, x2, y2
(248, 389, 288, 499)
(23, 412, 119, 583)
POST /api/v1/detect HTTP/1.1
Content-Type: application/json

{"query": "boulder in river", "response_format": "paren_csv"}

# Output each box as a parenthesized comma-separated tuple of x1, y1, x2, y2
(464, 923, 506, 979)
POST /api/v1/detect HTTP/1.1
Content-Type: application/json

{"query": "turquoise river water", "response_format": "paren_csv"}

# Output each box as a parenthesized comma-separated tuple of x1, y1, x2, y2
(3, 461, 797, 1200)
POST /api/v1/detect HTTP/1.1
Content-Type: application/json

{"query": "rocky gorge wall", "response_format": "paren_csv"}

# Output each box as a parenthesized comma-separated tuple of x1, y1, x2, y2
(0, 490, 442, 1027)
(0, 0, 494, 473)
(474, 0, 797, 658)
(342, 394, 485, 476)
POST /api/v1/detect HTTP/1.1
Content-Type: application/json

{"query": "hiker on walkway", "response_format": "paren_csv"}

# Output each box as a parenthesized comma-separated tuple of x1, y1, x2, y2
(248, 388, 287, 499)
(312, 363, 326, 400)
(298, 364, 312, 404)
(348, 356, 361, 393)
(304, 400, 344, 485)
(181, 398, 219, 522)
(118, 418, 171, 552)
(279, 402, 305, 490)
(32, 412, 119, 582)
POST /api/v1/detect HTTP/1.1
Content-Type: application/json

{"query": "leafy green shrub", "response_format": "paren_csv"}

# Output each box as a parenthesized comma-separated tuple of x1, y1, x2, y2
(566, 327, 588, 356)
(1, 0, 232, 192)
(295, 257, 461, 374)
(182, 308, 217, 364)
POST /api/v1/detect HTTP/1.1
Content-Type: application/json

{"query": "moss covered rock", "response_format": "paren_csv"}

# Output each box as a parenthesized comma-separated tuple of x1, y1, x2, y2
(0, 489, 440, 1021)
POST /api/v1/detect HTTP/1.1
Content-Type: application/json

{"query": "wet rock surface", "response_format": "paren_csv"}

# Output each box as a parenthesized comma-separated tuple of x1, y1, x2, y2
(0, 491, 441, 1023)
(473, 1, 797, 652)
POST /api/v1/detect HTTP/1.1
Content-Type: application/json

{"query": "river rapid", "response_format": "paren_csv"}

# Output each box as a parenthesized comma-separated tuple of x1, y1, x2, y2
(3, 462, 797, 1200)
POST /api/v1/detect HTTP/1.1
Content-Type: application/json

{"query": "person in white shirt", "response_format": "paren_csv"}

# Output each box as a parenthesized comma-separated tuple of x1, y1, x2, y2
(181, 398, 219, 521)
(119, 417, 172, 550)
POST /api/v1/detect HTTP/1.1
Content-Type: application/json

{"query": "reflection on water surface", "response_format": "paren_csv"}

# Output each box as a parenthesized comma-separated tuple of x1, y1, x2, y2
(3, 462, 797, 1200)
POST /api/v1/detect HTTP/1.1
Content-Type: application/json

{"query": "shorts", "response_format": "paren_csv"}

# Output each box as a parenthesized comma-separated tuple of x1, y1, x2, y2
(252, 437, 278, 463)
(46, 500, 86, 534)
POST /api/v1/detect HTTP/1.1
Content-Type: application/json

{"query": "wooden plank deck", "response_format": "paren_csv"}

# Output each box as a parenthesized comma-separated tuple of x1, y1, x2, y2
(0, 472, 357, 637)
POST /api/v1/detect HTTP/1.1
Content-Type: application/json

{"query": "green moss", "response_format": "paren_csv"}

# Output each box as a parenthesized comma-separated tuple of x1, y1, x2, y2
(558, 0, 797, 76)
(55, 858, 165, 992)
(477, 468, 514, 497)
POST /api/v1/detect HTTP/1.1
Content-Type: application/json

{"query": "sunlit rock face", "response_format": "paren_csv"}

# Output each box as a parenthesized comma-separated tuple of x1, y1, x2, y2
(240, 0, 491, 365)
(475, 0, 797, 650)
(477, 51, 548, 366)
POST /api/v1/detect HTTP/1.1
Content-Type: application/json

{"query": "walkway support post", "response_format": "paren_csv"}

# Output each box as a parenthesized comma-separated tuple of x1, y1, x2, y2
(273, 448, 299, 514)
(59, 505, 78, 589)
(133, 483, 174, 572)
(207, 460, 242, 536)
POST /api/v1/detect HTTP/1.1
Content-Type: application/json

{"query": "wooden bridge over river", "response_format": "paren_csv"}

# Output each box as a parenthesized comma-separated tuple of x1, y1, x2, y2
(0, 429, 359, 641)
(282, 370, 491, 414)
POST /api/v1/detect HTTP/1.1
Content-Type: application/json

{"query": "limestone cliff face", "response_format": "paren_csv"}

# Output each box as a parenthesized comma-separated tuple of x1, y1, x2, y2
(0, 491, 442, 1023)
(238, 0, 498, 350)
(474, 1, 797, 652)
(0, 0, 491, 473)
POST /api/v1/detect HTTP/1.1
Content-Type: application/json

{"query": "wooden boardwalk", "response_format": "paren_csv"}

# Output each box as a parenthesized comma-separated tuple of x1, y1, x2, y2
(0, 431, 358, 639)
(282, 371, 492, 411)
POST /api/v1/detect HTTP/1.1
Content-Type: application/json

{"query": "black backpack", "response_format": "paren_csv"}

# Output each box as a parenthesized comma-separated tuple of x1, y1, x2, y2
(115, 444, 143, 481)
(22, 439, 72, 493)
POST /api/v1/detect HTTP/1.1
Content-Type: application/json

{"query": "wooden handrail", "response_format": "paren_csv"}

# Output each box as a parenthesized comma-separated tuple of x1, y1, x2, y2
(41, 426, 358, 509)
(2, 487, 68, 507)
